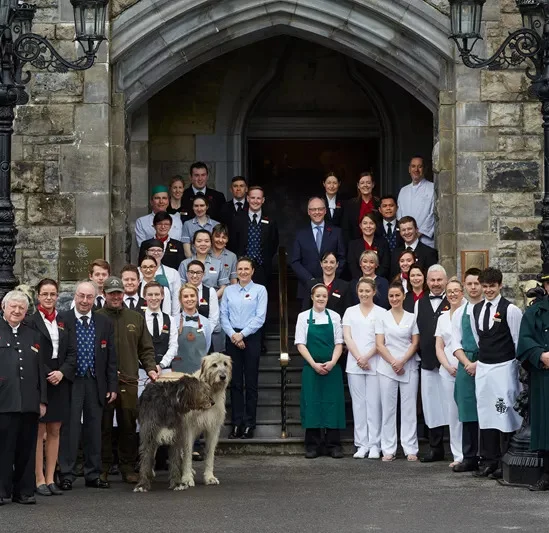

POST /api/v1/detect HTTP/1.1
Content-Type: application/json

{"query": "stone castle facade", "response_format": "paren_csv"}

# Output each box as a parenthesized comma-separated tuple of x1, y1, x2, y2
(11, 0, 544, 302)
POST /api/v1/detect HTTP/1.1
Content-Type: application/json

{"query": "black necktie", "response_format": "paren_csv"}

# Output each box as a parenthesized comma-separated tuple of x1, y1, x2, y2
(406, 246, 413, 252)
(128, 297, 135, 310)
(387, 222, 393, 238)
(152, 312, 160, 338)
(237, 202, 243, 212)
(429, 295, 442, 300)
(81, 316, 89, 328)
(95, 296, 103, 308)
(252, 213, 258, 226)
(185, 315, 199, 322)
(483, 302, 492, 332)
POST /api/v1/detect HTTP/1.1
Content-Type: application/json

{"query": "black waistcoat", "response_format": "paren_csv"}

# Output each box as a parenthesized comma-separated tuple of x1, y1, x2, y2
(197, 285, 211, 318)
(417, 295, 449, 370)
(151, 312, 171, 364)
(473, 298, 515, 364)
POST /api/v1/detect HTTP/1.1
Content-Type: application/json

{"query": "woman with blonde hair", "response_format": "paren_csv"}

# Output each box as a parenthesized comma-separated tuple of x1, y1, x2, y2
(350, 250, 389, 309)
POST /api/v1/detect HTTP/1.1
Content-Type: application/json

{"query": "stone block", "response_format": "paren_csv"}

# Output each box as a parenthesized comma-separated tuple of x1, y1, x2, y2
(438, 105, 454, 131)
(75, 192, 110, 233)
(27, 195, 75, 226)
(15, 209, 25, 226)
(499, 217, 539, 241)
(150, 136, 196, 161)
(111, 0, 140, 18)
(44, 162, 59, 193)
(30, 72, 83, 104)
(456, 64, 480, 102)
(84, 65, 110, 104)
(32, 23, 56, 39)
(499, 135, 542, 153)
(33, 7, 57, 22)
(523, 103, 542, 134)
(16, 226, 61, 251)
(489, 103, 522, 127)
(436, 194, 455, 234)
(491, 193, 534, 217)
(484, 161, 540, 192)
(457, 194, 490, 233)
(59, 145, 109, 193)
(74, 104, 109, 144)
(12, 135, 23, 160)
(517, 241, 542, 273)
(492, 255, 517, 272)
(535, 192, 543, 216)
(55, 23, 75, 40)
(456, 102, 489, 127)
(23, 143, 60, 161)
(436, 170, 453, 196)
(11, 194, 26, 210)
(456, 127, 498, 152)
(15, 105, 74, 136)
(497, 241, 517, 258)
(23, 258, 58, 285)
(437, 129, 454, 170)
(12, 162, 44, 193)
(110, 105, 126, 148)
(456, 154, 481, 192)
(480, 71, 529, 102)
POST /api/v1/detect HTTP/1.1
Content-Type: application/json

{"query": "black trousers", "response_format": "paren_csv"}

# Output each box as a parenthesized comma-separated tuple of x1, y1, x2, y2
(428, 425, 445, 455)
(59, 375, 103, 482)
(304, 429, 342, 453)
(226, 330, 261, 428)
(0, 412, 39, 499)
(479, 428, 513, 469)
(462, 421, 479, 463)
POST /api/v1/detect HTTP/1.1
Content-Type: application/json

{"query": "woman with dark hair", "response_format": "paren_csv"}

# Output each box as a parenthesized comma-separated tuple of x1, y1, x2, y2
(30, 279, 76, 496)
(403, 264, 427, 313)
(181, 195, 219, 258)
(305, 251, 350, 317)
(350, 250, 389, 309)
(138, 255, 172, 316)
(167, 175, 190, 220)
(393, 250, 417, 293)
(342, 171, 380, 242)
(347, 212, 390, 280)
(322, 172, 344, 227)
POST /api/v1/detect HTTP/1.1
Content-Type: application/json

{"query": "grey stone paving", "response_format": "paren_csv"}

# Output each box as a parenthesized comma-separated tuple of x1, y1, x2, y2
(2, 456, 548, 532)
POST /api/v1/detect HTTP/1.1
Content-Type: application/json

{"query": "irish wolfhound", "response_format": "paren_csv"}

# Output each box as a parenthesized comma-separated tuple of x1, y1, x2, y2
(173, 352, 232, 491)
(134, 374, 214, 492)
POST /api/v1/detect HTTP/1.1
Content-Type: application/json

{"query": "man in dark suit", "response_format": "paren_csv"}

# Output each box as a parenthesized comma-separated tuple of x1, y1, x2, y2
(58, 281, 118, 490)
(291, 197, 346, 304)
(121, 264, 147, 315)
(377, 195, 403, 252)
(390, 215, 438, 278)
(0, 291, 47, 505)
(181, 161, 226, 221)
(219, 176, 248, 233)
(138, 211, 185, 270)
(231, 186, 279, 286)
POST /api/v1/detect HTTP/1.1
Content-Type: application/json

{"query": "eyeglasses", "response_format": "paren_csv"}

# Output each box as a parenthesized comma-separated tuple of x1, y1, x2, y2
(75, 294, 95, 301)
(187, 270, 204, 276)
(141, 265, 156, 270)
(147, 249, 163, 254)
(39, 292, 57, 298)
(308, 207, 326, 213)
(447, 289, 463, 296)
(155, 222, 171, 228)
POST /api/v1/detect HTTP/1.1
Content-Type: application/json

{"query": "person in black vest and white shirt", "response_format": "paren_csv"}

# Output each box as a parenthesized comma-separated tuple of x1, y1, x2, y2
(470, 267, 523, 479)
(184, 260, 219, 334)
(121, 265, 146, 315)
(415, 264, 450, 462)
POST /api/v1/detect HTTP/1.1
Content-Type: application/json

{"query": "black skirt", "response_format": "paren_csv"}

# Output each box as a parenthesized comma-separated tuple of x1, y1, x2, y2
(40, 359, 70, 424)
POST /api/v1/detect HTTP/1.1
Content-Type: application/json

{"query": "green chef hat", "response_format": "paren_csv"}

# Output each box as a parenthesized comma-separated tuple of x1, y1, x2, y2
(151, 185, 169, 196)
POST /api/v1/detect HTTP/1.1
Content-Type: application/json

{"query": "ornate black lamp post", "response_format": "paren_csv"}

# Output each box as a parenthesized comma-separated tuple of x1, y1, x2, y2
(449, 0, 547, 486)
(0, 0, 108, 298)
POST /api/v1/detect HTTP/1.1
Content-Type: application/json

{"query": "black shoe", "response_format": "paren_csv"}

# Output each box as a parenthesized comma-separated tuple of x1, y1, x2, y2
(241, 427, 254, 439)
(35, 484, 52, 496)
(472, 466, 497, 478)
(228, 425, 243, 439)
(330, 447, 344, 459)
(420, 451, 445, 463)
(85, 478, 110, 489)
(488, 468, 503, 480)
(47, 483, 63, 496)
(109, 464, 120, 476)
(529, 477, 549, 492)
(453, 461, 479, 473)
(59, 479, 72, 491)
(305, 450, 319, 459)
(192, 451, 204, 462)
(13, 495, 36, 505)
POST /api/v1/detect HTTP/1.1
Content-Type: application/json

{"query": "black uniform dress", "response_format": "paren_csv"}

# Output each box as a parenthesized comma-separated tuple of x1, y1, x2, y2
(28, 312, 77, 423)
(0, 318, 47, 500)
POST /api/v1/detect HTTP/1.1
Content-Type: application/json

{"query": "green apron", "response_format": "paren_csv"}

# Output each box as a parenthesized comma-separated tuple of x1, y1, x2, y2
(454, 303, 479, 423)
(155, 265, 170, 288)
(300, 309, 346, 429)
(172, 317, 207, 374)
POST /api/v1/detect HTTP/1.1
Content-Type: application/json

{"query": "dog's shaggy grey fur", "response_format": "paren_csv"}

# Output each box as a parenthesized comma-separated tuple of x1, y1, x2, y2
(134, 374, 214, 492)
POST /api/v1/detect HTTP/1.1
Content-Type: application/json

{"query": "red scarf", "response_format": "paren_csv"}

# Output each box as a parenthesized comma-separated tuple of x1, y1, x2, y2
(413, 290, 424, 302)
(401, 272, 408, 280)
(358, 198, 374, 223)
(156, 235, 169, 243)
(37, 304, 56, 323)
(325, 281, 334, 294)
(363, 239, 376, 251)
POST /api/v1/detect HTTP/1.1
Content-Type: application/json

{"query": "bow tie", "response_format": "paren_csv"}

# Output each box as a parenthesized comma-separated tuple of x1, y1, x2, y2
(185, 315, 199, 322)
(429, 295, 443, 300)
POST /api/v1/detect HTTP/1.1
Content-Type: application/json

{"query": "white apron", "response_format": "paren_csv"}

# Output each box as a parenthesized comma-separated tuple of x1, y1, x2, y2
(421, 368, 448, 428)
(476, 360, 522, 432)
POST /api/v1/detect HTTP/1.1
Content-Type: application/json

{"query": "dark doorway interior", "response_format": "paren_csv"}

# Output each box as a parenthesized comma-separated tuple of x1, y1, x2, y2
(248, 138, 380, 248)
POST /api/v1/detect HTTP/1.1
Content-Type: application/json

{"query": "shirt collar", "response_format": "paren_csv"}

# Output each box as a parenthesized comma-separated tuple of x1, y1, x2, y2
(145, 308, 161, 317)
(193, 187, 206, 195)
(193, 216, 211, 226)
(233, 198, 245, 206)
(406, 239, 419, 250)
(311, 221, 325, 231)
(485, 294, 501, 308)
(384, 217, 397, 226)
(412, 178, 425, 188)
(124, 294, 138, 302)
(239, 281, 255, 292)
(249, 209, 262, 221)
(74, 310, 92, 320)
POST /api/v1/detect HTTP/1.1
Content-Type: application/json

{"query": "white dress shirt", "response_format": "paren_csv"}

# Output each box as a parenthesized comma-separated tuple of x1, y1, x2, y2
(135, 212, 183, 246)
(326, 195, 336, 217)
(248, 209, 262, 222)
(383, 218, 397, 234)
(40, 311, 59, 359)
(294, 308, 343, 345)
(144, 308, 178, 368)
(397, 179, 435, 247)
(123, 293, 143, 311)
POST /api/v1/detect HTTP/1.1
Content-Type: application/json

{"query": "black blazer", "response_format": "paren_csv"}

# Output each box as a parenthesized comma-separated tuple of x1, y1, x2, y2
(219, 199, 249, 233)
(29, 311, 77, 384)
(341, 197, 381, 243)
(347, 236, 391, 281)
(138, 237, 185, 271)
(124, 296, 147, 316)
(305, 278, 351, 317)
(349, 276, 389, 309)
(376, 219, 404, 250)
(390, 242, 439, 278)
(231, 211, 279, 274)
(182, 187, 226, 221)
(0, 319, 47, 413)
(322, 194, 345, 227)
(59, 310, 118, 406)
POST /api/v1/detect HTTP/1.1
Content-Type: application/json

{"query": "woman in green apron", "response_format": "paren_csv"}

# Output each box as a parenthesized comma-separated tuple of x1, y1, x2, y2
(295, 284, 345, 458)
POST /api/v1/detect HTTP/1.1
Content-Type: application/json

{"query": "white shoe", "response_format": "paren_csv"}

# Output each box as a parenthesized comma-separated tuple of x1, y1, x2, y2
(368, 447, 381, 459)
(353, 447, 368, 459)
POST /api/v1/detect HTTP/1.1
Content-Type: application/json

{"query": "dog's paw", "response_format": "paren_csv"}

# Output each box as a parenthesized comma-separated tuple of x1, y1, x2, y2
(173, 484, 187, 491)
(180, 476, 195, 488)
(133, 486, 148, 493)
(204, 475, 219, 486)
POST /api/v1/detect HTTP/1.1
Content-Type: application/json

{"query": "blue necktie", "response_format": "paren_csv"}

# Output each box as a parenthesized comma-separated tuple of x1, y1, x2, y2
(315, 225, 322, 253)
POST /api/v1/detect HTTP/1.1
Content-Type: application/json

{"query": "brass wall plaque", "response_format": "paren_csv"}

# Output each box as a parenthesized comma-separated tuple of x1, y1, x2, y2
(59, 236, 106, 281)
(461, 250, 489, 280)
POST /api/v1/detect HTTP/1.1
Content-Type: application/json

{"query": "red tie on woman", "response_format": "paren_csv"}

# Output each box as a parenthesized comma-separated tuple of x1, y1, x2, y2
(413, 291, 424, 302)
(37, 304, 56, 323)
(156, 235, 169, 243)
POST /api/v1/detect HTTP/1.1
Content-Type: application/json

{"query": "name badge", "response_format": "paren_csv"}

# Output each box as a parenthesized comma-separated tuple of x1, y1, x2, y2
(400, 323, 410, 329)
(197, 328, 204, 334)
(261, 219, 269, 224)
(332, 293, 341, 299)
(169, 248, 177, 252)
